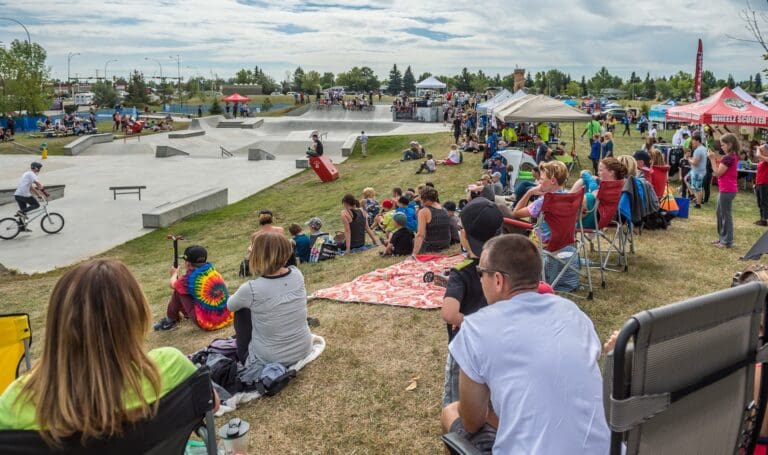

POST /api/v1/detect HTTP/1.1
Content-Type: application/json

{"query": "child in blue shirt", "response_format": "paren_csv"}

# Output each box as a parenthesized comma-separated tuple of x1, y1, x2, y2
(289, 223, 311, 263)
(395, 196, 418, 232)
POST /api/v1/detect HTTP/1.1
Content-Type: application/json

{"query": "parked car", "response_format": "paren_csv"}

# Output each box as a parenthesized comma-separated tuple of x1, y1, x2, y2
(602, 108, 627, 121)
(270, 91, 282, 96)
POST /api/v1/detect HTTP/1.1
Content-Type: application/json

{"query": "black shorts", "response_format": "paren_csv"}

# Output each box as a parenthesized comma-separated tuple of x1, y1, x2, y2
(449, 418, 497, 454)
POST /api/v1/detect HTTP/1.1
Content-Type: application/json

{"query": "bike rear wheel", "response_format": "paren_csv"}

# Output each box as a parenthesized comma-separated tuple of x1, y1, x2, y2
(40, 213, 64, 234)
(0, 217, 20, 240)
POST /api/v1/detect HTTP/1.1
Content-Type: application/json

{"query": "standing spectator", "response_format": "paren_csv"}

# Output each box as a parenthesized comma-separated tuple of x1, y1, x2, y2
(486, 128, 498, 159)
(580, 115, 601, 145)
(685, 132, 707, 209)
(453, 116, 462, 144)
(361, 187, 380, 228)
(649, 123, 658, 140)
(412, 186, 451, 254)
(588, 134, 601, 174)
(440, 198, 503, 406)
(622, 113, 631, 136)
(197, 105, 203, 117)
(440, 234, 609, 453)
(755, 143, 768, 226)
(359, 130, 368, 158)
(709, 133, 740, 248)
(601, 132, 614, 158)
(534, 135, 552, 164)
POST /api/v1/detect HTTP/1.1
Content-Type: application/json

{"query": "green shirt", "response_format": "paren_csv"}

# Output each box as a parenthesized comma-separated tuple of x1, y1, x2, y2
(0, 347, 197, 430)
(537, 124, 550, 143)
(586, 120, 600, 137)
(684, 137, 692, 151)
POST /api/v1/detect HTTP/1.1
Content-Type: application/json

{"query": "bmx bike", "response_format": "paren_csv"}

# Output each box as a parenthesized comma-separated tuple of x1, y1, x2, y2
(0, 195, 65, 240)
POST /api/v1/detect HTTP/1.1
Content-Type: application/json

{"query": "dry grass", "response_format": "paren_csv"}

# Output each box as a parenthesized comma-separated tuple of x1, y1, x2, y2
(1, 122, 765, 452)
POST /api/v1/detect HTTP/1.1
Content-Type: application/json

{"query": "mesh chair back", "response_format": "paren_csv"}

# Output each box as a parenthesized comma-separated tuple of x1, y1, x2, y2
(650, 165, 670, 199)
(606, 282, 768, 455)
(0, 314, 31, 393)
(0, 368, 216, 455)
(595, 180, 623, 231)
(542, 187, 584, 252)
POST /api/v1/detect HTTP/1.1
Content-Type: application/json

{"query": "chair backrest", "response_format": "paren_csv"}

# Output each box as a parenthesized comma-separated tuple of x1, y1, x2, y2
(650, 165, 670, 199)
(0, 313, 31, 393)
(542, 187, 584, 252)
(604, 282, 768, 455)
(593, 180, 624, 231)
(0, 368, 216, 455)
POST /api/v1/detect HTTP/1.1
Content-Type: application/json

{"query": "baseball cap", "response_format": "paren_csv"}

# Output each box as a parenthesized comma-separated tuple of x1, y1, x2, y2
(459, 198, 503, 256)
(382, 199, 394, 210)
(181, 245, 207, 264)
(305, 217, 323, 230)
(392, 212, 407, 226)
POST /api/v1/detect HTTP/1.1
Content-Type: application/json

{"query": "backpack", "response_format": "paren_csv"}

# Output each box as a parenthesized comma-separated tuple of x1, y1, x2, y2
(640, 211, 669, 230)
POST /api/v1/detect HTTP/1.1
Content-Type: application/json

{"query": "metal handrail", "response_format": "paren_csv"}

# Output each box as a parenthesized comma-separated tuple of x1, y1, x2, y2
(220, 146, 233, 158)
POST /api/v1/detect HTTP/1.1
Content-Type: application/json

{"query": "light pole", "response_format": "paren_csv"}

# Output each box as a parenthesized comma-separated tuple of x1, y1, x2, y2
(104, 58, 117, 83)
(144, 57, 163, 79)
(67, 52, 80, 100)
(0, 18, 30, 46)
(169, 54, 182, 107)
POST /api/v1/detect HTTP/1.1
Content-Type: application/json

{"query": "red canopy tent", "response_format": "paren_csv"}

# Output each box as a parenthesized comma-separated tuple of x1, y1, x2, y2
(666, 87, 768, 127)
(222, 93, 250, 103)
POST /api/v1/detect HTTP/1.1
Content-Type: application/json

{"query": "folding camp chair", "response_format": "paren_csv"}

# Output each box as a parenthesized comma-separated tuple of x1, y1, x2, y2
(504, 187, 593, 299)
(554, 154, 575, 175)
(581, 180, 626, 288)
(604, 281, 768, 455)
(649, 165, 670, 200)
(0, 368, 218, 455)
(0, 313, 32, 393)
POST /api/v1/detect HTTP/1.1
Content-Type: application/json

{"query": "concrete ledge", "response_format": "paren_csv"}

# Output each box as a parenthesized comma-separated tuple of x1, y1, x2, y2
(168, 129, 206, 139)
(341, 135, 358, 157)
(142, 187, 228, 228)
(284, 104, 313, 116)
(217, 119, 244, 128)
(155, 145, 189, 158)
(63, 133, 113, 156)
(240, 119, 264, 129)
(296, 159, 309, 169)
(248, 148, 275, 161)
(0, 184, 65, 206)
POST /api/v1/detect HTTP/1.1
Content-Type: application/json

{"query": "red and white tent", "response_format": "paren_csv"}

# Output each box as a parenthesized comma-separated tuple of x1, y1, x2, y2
(666, 87, 768, 127)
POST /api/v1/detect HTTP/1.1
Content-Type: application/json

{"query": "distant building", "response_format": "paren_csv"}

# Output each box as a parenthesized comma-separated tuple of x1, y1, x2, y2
(114, 79, 128, 91)
(222, 84, 262, 96)
(74, 92, 94, 105)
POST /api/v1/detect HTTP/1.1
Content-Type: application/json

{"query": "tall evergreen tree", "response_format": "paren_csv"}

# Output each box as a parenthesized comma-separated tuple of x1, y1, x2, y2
(643, 72, 655, 99)
(402, 66, 416, 95)
(727, 74, 736, 89)
(387, 64, 402, 95)
(457, 67, 472, 92)
(525, 72, 534, 89)
(756, 73, 764, 92)
(292, 67, 305, 92)
(580, 75, 588, 96)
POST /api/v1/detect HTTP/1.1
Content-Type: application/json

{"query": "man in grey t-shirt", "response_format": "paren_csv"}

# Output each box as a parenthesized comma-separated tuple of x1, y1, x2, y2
(686, 132, 708, 208)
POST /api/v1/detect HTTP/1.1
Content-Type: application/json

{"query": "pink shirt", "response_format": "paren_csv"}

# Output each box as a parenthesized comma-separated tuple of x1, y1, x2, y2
(717, 154, 739, 193)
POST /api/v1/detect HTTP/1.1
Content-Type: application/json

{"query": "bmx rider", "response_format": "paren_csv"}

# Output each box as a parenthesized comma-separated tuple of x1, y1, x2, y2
(14, 162, 44, 231)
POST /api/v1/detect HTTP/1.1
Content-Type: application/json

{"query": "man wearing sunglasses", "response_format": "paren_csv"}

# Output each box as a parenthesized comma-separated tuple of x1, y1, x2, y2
(441, 234, 609, 454)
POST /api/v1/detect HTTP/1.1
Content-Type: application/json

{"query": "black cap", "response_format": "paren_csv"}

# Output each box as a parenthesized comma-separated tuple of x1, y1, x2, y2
(633, 150, 651, 166)
(459, 198, 503, 256)
(181, 245, 207, 264)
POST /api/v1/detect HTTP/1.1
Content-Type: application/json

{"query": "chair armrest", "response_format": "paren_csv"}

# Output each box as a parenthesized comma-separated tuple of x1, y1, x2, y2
(441, 432, 484, 455)
(503, 217, 533, 230)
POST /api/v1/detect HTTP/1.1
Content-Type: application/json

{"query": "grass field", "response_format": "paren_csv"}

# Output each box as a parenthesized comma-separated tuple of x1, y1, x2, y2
(0, 120, 190, 156)
(1, 122, 764, 452)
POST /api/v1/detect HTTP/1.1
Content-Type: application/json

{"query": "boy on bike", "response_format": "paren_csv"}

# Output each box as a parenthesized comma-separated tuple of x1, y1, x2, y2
(14, 162, 44, 232)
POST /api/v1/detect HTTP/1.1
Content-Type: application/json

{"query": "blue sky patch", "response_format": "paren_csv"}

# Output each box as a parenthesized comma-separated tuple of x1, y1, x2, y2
(277, 24, 317, 34)
(403, 28, 466, 42)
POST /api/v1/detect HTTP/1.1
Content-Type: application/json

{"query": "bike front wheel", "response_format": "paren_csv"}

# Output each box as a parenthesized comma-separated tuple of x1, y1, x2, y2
(0, 217, 20, 240)
(40, 213, 65, 234)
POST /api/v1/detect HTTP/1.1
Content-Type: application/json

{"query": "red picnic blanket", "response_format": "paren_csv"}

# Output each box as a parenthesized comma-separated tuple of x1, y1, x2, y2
(309, 255, 465, 310)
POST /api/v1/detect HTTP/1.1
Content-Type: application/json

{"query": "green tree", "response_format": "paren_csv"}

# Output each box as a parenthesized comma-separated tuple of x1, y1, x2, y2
(320, 72, 335, 88)
(418, 72, 432, 83)
(580, 75, 588, 96)
(701, 70, 717, 97)
(0, 40, 51, 114)
(209, 98, 222, 114)
(456, 67, 472, 92)
(300, 70, 321, 93)
(124, 70, 149, 106)
(235, 68, 253, 84)
(643, 72, 655, 99)
(402, 65, 416, 95)
(525, 73, 534, 90)
(387, 64, 402, 95)
(292, 67, 305, 92)
(565, 81, 582, 97)
(92, 80, 118, 107)
(756, 73, 764, 92)
(727, 74, 736, 89)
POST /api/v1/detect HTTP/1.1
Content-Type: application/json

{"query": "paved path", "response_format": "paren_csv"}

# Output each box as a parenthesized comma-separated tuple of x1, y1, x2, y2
(0, 106, 447, 273)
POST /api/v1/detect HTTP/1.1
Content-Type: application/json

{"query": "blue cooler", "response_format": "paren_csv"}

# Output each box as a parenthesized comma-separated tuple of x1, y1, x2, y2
(675, 197, 690, 219)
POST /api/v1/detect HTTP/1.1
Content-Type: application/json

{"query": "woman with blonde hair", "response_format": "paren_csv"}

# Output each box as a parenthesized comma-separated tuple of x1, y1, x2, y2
(360, 187, 380, 228)
(617, 154, 637, 178)
(0, 258, 206, 444)
(228, 231, 312, 372)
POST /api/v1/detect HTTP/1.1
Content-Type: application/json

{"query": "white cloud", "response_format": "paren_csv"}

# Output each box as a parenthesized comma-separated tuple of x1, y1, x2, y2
(0, 0, 765, 83)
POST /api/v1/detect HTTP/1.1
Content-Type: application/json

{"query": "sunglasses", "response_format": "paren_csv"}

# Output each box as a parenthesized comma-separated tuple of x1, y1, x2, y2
(476, 266, 509, 279)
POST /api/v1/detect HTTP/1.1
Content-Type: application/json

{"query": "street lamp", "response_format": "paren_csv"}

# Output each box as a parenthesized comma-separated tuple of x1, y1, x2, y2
(104, 58, 118, 83)
(0, 18, 30, 46)
(144, 57, 163, 79)
(67, 52, 80, 100)
(170, 54, 181, 106)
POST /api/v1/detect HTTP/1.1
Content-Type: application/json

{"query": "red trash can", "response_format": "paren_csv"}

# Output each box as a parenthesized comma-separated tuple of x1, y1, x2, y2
(309, 156, 339, 182)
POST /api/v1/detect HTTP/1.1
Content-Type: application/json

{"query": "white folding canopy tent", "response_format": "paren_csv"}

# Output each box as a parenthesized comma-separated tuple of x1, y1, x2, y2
(493, 94, 592, 146)
(415, 76, 447, 90)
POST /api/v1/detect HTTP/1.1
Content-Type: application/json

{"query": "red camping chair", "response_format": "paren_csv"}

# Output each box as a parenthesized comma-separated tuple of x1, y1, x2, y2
(580, 180, 625, 289)
(503, 187, 593, 299)
(650, 165, 670, 199)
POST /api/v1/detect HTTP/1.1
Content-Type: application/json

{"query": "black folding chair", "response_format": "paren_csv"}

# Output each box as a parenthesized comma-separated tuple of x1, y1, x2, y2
(0, 368, 217, 455)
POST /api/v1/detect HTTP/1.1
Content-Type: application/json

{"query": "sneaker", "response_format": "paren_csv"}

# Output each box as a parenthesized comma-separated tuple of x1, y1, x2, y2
(16, 210, 27, 219)
(694, 204, 702, 209)
(153, 317, 178, 331)
(755, 220, 768, 227)
(21, 226, 32, 232)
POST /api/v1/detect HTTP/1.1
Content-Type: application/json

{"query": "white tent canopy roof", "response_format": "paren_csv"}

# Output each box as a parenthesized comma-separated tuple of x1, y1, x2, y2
(415, 76, 447, 89)
(733, 86, 768, 111)
(479, 89, 527, 115)
(494, 94, 592, 122)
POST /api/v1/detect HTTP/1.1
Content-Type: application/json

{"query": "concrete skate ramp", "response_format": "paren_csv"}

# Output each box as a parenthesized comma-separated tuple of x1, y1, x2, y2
(250, 139, 344, 158)
(257, 119, 398, 136)
(298, 105, 392, 121)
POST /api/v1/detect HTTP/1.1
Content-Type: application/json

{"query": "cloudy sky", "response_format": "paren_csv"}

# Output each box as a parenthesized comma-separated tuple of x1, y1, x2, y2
(1, 0, 766, 83)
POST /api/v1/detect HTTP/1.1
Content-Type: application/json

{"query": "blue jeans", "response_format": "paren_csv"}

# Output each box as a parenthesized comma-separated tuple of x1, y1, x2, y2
(15, 195, 39, 214)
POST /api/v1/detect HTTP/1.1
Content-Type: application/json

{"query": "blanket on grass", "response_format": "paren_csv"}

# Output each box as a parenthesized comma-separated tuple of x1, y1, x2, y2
(309, 254, 465, 310)
(215, 334, 326, 416)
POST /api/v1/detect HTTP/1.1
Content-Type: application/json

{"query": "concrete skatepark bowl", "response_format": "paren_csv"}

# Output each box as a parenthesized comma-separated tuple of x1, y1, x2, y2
(0, 106, 445, 273)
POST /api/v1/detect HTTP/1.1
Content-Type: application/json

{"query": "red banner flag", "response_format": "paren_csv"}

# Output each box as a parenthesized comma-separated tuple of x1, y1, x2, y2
(694, 39, 703, 101)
